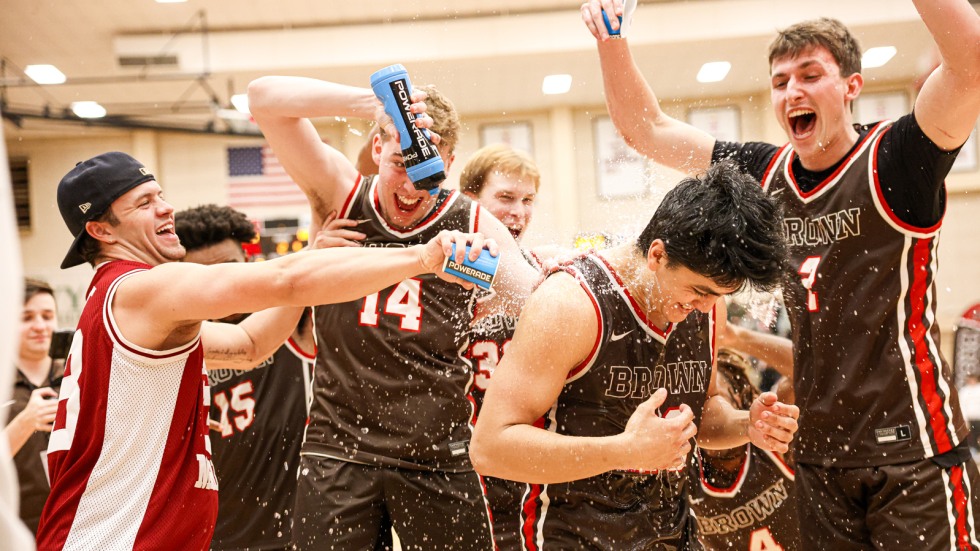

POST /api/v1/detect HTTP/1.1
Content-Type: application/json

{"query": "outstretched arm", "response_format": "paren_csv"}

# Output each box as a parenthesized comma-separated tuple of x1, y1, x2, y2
(910, 0, 980, 151)
(581, 1, 715, 174)
(470, 273, 697, 483)
(114, 231, 489, 352)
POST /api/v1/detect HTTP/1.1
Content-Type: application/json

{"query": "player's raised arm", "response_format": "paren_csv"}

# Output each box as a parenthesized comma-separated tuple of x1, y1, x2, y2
(582, 0, 715, 174)
(247, 77, 370, 225)
(909, 0, 980, 151)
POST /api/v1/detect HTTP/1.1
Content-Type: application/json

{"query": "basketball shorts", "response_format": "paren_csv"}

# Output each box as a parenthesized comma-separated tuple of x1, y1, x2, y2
(796, 450, 980, 551)
(292, 454, 494, 550)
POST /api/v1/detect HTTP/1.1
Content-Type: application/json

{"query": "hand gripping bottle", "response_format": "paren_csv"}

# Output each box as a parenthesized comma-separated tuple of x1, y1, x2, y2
(370, 64, 445, 194)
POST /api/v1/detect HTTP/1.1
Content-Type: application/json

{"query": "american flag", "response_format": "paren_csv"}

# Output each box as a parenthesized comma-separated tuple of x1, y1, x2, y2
(227, 145, 308, 209)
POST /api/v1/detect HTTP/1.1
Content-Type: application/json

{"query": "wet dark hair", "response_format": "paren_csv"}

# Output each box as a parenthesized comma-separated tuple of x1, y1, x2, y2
(635, 162, 787, 292)
(24, 277, 55, 305)
(174, 204, 257, 252)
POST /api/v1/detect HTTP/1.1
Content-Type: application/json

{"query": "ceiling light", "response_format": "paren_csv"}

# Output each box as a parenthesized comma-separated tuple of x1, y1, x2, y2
(542, 74, 572, 95)
(230, 94, 250, 114)
(862, 46, 897, 69)
(697, 62, 731, 83)
(71, 101, 107, 119)
(24, 64, 66, 85)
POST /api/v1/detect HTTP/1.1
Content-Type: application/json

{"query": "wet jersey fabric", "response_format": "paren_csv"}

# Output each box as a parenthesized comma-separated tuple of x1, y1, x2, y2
(690, 445, 800, 550)
(209, 338, 314, 550)
(715, 117, 967, 467)
(305, 175, 483, 472)
(520, 253, 715, 550)
(466, 249, 541, 550)
(37, 260, 218, 551)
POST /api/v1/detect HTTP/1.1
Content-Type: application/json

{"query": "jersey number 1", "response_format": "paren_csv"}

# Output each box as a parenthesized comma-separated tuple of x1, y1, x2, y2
(798, 256, 822, 312)
(359, 278, 423, 332)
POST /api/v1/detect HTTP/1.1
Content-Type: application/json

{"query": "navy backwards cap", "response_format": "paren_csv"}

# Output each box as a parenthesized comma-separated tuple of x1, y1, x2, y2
(57, 152, 156, 269)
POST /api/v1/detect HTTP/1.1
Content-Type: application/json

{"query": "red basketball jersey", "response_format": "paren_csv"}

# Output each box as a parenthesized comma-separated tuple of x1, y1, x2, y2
(36, 260, 218, 550)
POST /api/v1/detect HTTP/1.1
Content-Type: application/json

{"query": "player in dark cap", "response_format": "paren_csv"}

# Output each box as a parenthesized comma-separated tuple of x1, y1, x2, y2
(36, 151, 494, 550)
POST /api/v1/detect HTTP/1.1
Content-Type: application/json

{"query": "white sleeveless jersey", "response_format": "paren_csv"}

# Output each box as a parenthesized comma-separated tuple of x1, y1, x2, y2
(37, 260, 218, 551)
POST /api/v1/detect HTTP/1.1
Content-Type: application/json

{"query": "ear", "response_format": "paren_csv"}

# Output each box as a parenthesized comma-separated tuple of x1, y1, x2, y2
(371, 132, 385, 165)
(844, 72, 864, 107)
(646, 239, 667, 272)
(85, 218, 115, 244)
(442, 152, 456, 175)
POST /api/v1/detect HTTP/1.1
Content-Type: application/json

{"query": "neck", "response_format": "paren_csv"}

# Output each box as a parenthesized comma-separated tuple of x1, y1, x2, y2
(796, 123, 860, 172)
(17, 354, 52, 386)
(601, 245, 670, 330)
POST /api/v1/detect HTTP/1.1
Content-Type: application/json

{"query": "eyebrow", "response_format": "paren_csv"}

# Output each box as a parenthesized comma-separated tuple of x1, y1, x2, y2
(772, 59, 821, 79)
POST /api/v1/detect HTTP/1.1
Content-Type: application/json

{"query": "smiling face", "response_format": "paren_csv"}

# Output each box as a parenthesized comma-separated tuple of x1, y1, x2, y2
(651, 262, 738, 324)
(770, 45, 863, 170)
(20, 292, 57, 362)
(642, 241, 741, 325)
(468, 172, 536, 241)
(88, 181, 185, 266)
(372, 134, 453, 230)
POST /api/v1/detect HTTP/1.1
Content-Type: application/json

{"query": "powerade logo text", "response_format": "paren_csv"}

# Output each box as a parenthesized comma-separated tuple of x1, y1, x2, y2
(391, 80, 433, 165)
(445, 259, 494, 284)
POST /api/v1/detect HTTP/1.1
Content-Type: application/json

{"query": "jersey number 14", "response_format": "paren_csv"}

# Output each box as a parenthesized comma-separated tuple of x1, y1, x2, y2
(359, 278, 424, 332)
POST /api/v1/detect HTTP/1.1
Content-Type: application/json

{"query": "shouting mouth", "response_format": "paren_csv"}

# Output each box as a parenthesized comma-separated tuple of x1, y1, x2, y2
(788, 108, 816, 139)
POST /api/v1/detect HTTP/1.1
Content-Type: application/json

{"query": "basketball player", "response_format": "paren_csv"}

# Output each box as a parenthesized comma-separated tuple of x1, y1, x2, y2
(248, 76, 538, 549)
(471, 163, 799, 549)
(174, 204, 319, 551)
(689, 349, 800, 551)
(36, 151, 492, 550)
(460, 144, 543, 549)
(582, 1, 980, 547)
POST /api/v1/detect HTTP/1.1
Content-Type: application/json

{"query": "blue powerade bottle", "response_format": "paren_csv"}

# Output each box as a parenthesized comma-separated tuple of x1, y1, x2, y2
(370, 64, 445, 194)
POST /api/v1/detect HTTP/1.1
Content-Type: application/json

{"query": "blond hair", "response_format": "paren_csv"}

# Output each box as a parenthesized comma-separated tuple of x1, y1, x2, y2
(460, 144, 540, 196)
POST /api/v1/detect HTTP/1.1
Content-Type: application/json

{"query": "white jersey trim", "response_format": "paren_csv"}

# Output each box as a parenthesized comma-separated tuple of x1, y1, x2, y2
(103, 269, 202, 363)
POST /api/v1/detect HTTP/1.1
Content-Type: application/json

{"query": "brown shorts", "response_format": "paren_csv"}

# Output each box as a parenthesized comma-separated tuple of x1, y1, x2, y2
(519, 470, 701, 551)
(796, 452, 980, 551)
(292, 454, 494, 550)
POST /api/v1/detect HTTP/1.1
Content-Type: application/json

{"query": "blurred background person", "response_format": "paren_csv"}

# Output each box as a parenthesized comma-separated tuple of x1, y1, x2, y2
(175, 203, 318, 551)
(689, 348, 799, 551)
(459, 143, 542, 549)
(3, 278, 64, 535)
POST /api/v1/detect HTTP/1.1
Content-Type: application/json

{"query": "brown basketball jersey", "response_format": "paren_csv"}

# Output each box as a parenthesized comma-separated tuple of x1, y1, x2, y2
(304, 175, 483, 472)
(761, 122, 967, 466)
(520, 252, 715, 550)
(690, 445, 800, 551)
(209, 338, 314, 550)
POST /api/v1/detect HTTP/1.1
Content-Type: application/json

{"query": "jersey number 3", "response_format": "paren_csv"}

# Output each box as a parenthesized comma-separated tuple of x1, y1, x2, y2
(359, 278, 424, 332)
(798, 256, 822, 312)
